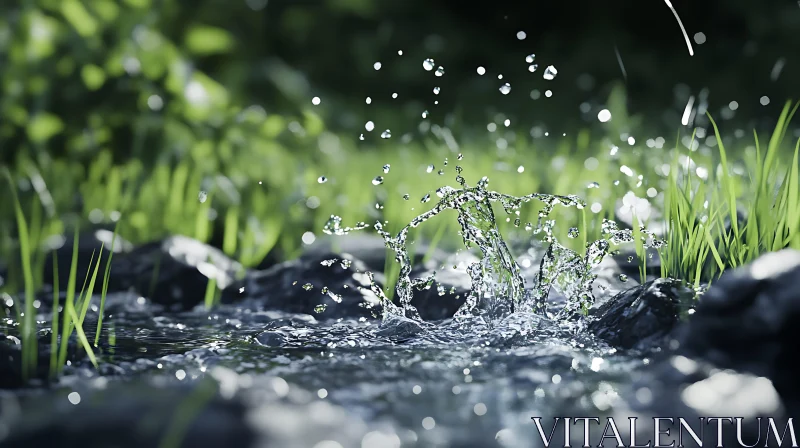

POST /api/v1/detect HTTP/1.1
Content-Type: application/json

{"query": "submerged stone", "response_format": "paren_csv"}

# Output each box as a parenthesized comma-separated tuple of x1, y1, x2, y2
(588, 278, 695, 350)
(221, 252, 381, 319)
(677, 249, 800, 401)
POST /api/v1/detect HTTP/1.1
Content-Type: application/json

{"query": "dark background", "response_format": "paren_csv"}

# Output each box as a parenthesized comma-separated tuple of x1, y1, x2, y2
(1, 0, 798, 164)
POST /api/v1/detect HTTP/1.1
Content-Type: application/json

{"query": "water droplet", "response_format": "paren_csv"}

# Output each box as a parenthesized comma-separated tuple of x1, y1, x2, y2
(383, 164, 391, 173)
(365, 97, 372, 104)
(477, 66, 486, 75)
(598, 109, 612, 122)
(359, 134, 365, 140)
(422, 110, 429, 118)
(619, 274, 628, 282)
(426, 164, 435, 173)
(543, 65, 558, 80)
(421, 193, 431, 203)
(402, 194, 410, 200)
(423, 58, 435, 71)
(302, 283, 314, 291)
(587, 182, 600, 189)
(373, 62, 382, 70)
(525, 54, 536, 63)
(392, 92, 398, 99)
(198, 191, 208, 203)
(365, 121, 375, 131)
(627, 256, 634, 262)
(433, 87, 441, 95)
(317, 176, 328, 184)
(381, 129, 392, 139)
(435, 66, 445, 77)
(528, 64, 539, 73)
(314, 304, 327, 313)
(437, 170, 444, 175)
(372, 176, 384, 185)
(568, 227, 579, 238)
(499, 83, 511, 95)
(457, 153, 464, 160)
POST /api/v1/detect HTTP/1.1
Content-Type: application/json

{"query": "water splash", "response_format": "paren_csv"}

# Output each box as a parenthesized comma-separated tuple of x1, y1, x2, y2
(323, 168, 663, 325)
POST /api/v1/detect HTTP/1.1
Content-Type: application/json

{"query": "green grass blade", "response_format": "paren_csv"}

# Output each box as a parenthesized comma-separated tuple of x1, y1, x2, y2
(95, 221, 120, 346)
(3, 169, 37, 381)
(57, 228, 81, 371)
(49, 251, 60, 379)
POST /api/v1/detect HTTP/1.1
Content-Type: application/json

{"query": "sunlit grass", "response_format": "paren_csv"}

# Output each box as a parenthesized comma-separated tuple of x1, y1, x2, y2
(660, 100, 800, 285)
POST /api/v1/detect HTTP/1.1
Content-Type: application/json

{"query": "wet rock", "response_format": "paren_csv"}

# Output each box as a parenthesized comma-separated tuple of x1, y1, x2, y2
(677, 249, 800, 401)
(612, 355, 794, 448)
(588, 278, 695, 350)
(221, 252, 381, 319)
(41, 229, 133, 290)
(408, 252, 474, 320)
(305, 234, 447, 272)
(0, 333, 82, 389)
(113, 235, 245, 310)
(610, 247, 661, 278)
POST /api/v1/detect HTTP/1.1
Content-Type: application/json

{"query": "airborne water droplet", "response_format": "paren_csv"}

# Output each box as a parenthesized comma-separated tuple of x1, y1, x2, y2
(314, 304, 327, 313)
(403, 194, 410, 200)
(568, 227, 579, 238)
(381, 129, 392, 139)
(528, 64, 539, 73)
(499, 83, 511, 95)
(423, 58, 435, 71)
(318, 176, 328, 184)
(372, 176, 384, 185)
(383, 164, 391, 173)
(433, 87, 441, 95)
(198, 191, 208, 203)
(302, 283, 314, 291)
(422, 110, 429, 118)
(619, 274, 628, 282)
(543, 65, 558, 80)
(426, 164, 435, 173)
(525, 54, 536, 63)
(421, 193, 431, 203)
(435, 66, 445, 77)
(587, 182, 600, 189)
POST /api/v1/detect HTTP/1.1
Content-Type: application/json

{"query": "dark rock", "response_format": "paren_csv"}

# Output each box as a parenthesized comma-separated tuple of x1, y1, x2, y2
(614, 355, 794, 448)
(677, 249, 800, 401)
(113, 235, 245, 310)
(41, 229, 134, 290)
(611, 247, 662, 278)
(0, 333, 82, 389)
(221, 252, 381, 319)
(588, 278, 695, 350)
(408, 252, 473, 320)
(305, 234, 447, 273)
